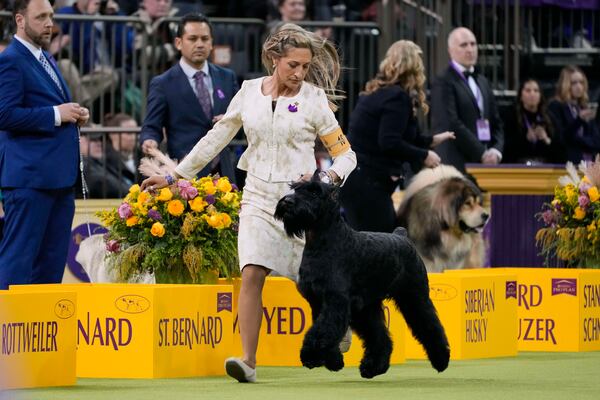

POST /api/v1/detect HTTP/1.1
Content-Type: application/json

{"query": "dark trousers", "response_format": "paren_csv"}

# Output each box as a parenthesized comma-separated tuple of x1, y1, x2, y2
(340, 166, 399, 233)
(0, 188, 75, 289)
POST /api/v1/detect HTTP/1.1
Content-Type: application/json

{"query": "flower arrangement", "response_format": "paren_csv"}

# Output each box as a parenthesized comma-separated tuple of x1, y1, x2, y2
(97, 175, 242, 283)
(536, 159, 600, 268)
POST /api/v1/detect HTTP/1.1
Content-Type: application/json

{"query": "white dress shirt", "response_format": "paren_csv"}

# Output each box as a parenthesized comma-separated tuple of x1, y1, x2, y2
(451, 60, 484, 114)
(179, 59, 214, 108)
(13, 34, 62, 126)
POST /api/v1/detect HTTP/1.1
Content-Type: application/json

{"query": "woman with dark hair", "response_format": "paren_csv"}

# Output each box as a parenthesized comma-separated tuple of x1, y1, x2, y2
(548, 66, 600, 164)
(503, 79, 564, 164)
(339, 40, 454, 233)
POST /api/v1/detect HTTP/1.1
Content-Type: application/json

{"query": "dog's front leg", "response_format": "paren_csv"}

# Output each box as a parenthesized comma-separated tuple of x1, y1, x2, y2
(300, 292, 349, 371)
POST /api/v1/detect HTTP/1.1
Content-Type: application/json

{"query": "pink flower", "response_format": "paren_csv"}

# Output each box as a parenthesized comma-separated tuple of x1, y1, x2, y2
(118, 203, 133, 219)
(106, 239, 120, 253)
(178, 184, 198, 200)
(579, 195, 590, 209)
(580, 182, 592, 194)
(542, 210, 555, 226)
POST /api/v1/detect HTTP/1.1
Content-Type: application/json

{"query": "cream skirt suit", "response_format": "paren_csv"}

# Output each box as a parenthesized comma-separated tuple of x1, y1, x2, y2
(175, 77, 356, 280)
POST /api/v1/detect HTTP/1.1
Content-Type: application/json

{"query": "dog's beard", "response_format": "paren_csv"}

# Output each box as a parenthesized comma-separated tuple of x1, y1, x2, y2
(274, 202, 307, 239)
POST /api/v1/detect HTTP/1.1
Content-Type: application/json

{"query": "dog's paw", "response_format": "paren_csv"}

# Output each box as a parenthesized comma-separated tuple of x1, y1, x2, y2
(359, 356, 390, 379)
(300, 346, 325, 369)
(324, 349, 344, 372)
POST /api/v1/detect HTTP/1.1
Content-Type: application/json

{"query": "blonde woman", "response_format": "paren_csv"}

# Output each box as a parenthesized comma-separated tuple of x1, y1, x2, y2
(340, 40, 453, 232)
(548, 65, 600, 163)
(141, 23, 357, 382)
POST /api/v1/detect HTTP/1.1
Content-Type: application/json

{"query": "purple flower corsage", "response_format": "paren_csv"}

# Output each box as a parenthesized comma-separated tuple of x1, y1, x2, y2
(216, 89, 225, 99)
(288, 102, 299, 113)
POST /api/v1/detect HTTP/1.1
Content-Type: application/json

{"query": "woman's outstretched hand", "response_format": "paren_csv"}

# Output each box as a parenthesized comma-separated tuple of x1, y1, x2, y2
(431, 131, 455, 147)
(141, 175, 169, 192)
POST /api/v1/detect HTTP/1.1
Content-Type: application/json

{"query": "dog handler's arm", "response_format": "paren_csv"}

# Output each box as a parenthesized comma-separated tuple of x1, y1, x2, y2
(312, 89, 357, 185)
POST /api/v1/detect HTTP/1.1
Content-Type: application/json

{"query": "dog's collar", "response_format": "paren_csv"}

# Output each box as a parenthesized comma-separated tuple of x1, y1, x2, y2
(458, 220, 478, 234)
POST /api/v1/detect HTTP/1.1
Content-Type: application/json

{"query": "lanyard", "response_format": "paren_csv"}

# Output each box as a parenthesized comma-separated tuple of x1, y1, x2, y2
(450, 62, 483, 115)
(522, 112, 542, 130)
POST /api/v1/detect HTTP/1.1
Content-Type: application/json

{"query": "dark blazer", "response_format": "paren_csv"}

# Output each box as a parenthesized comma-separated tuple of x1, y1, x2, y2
(140, 62, 239, 181)
(348, 85, 431, 176)
(547, 100, 600, 164)
(431, 65, 504, 172)
(0, 39, 78, 189)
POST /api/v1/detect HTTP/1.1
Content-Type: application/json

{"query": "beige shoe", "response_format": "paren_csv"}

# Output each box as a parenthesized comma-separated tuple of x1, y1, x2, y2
(224, 357, 256, 383)
(339, 327, 352, 353)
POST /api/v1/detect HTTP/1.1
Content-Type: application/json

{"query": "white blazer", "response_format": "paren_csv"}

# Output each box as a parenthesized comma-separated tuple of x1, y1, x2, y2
(175, 77, 356, 183)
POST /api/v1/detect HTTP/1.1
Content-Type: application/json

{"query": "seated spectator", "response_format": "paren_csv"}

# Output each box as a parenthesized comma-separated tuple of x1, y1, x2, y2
(56, 0, 129, 106)
(503, 79, 565, 164)
(268, 0, 332, 39)
(105, 113, 140, 180)
(548, 66, 600, 164)
(132, 0, 181, 74)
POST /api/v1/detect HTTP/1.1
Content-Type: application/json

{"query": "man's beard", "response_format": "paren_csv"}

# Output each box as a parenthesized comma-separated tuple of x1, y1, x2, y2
(24, 23, 51, 49)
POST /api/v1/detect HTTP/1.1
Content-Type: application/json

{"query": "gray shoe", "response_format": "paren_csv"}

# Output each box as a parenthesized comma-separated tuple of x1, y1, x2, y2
(339, 327, 352, 353)
(224, 357, 257, 383)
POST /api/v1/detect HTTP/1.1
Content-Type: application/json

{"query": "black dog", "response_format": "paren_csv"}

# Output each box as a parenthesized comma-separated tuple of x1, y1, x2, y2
(274, 174, 450, 378)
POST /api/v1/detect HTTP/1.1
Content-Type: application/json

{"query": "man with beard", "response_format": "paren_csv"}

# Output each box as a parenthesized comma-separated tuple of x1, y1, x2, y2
(0, 0, 89, 289)
(140, 13, 239, 183)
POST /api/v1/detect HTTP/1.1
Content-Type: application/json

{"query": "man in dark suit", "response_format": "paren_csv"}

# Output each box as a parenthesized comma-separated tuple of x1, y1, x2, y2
(0, 0, 89, 289)
(431, 27, 504, 173)
(140, 13, 239, 182)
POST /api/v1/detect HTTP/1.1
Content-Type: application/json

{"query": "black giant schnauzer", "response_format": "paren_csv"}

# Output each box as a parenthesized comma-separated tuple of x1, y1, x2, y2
(274, 174, 450, 379)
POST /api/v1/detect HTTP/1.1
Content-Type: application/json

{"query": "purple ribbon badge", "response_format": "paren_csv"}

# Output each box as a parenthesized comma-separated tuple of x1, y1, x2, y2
(551, 278, 577, 296)
(288, 102, 299, 113)
(506, 281, 517, 299)
(216, 88, 225, 99)
(217, 292, 233, 312)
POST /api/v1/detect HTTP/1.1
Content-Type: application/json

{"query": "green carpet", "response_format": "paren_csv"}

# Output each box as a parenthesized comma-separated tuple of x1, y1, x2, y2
(4, 352, 600, 400)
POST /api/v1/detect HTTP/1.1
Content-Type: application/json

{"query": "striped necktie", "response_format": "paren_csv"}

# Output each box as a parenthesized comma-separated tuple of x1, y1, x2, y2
(39, 53, 65, 97)
(194, 71, 213, 119)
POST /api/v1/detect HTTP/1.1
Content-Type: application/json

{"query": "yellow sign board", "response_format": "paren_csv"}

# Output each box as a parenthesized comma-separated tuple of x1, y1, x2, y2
(10, 283, 233, 378)
(221, 277, 406, 367)
(406, 273, 518, 360)
(446, 268, 600, 351)
(0, 290, 77, 390)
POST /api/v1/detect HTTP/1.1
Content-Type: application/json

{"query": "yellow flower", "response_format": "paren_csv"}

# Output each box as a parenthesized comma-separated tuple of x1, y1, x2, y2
(126, 216, 139, 226)
(588, 186, 600, 202)
(216, 178, 232, 193)
(189, 197, 207, 212)
(137, 191, 150, 205)
(202, 180, 217, 195)
(167, 199, 185, 216)
(582, 176, 591, 184)
(221, 191, 237, 204)
(204, 213, 224, 229)
(129, 184, 140, 194)
(574, 207, 586, 220)
(156, 188, 173, 202)
(551, 199, 561, 207)
(150, 222, 165, 237)
(565, 184, 577, 204)
(220, 213, 232, 228)
(587, 221, 596, 232)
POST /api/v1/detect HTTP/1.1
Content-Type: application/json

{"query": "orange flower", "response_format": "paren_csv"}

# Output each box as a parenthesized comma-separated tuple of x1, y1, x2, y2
(588, 186, 600, 202)
(126, 216, 139, 226)
(216, 178, 232, 193)
(202, 181, 216, 195)
(167, 199, 185, 216)
(189, 197, 207, 212)
(150, 222, 165, 237)
(574, 207, 586, 220)
(220, 213, 232, 228)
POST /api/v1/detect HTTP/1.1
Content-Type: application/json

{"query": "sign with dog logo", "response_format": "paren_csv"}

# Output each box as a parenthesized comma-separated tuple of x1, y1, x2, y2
(10, 283, 233, 378)
(405, 272, 518, 360)
(447, 268, 600, 351)
(221, 277, 407, 367)
(0, 290, 77, 389)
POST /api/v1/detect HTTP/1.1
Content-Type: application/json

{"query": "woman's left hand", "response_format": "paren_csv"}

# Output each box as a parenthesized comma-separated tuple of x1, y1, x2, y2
(431, 131, 455, 147)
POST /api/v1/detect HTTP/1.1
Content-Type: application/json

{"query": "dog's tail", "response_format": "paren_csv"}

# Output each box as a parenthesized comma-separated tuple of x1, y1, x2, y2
(392, 242, 450, 372)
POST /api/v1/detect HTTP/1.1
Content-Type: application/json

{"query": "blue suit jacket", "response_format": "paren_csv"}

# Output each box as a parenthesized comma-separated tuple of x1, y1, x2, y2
(140, 62, 239, 180)
(0, 39, 79, 189)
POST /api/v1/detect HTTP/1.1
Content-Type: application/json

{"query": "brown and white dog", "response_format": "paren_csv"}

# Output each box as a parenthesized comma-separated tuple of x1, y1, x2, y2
(396, 165, 489, 273)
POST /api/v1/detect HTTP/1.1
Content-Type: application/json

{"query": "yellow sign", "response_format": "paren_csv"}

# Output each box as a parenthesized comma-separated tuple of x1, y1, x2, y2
(0, 290, 77, 390)
(221, 277, 406, 367)
(447, 268, 600, 351)
(406, 273, 518, 360)
(10, 283, 233, 378)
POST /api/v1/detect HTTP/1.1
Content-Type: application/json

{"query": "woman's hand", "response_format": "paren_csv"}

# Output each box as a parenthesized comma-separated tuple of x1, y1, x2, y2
(534, 126, 551, 145)
(141, 175, 169, 192)
(424, 150, 441, 168)
(431, 131, 455, 147)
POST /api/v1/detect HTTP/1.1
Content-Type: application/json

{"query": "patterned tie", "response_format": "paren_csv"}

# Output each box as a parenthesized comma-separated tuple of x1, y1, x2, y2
(194, 71, 213, 119)
(39, 53, 64, 97)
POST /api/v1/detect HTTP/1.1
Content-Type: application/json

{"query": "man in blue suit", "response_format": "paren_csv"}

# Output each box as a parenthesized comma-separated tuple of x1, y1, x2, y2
(140, 13, 240, 183)
(0, 0, 90, 289)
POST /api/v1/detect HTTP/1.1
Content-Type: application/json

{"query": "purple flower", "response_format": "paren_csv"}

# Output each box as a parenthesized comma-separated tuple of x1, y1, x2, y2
(205, 194, 216, 205)
(542, 210, 555, 226)
(106, 239, 120, 253)
(118, 203, 133, 219)
(180, 186, 198, 200)
(580, 182, 592, 194)
(148, 209, 162, 221)
(231, 183, 238, 191)
(288, 103, 298, 112)
(579, 195, 590, 209)
(216, 88, 225, 99)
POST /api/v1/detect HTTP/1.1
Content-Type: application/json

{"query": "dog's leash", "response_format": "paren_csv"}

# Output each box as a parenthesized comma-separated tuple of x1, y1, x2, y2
(77, 126, 92, 238)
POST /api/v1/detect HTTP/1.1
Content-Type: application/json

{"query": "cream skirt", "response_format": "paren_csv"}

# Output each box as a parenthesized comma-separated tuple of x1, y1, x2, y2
(237, 174, 305, 281)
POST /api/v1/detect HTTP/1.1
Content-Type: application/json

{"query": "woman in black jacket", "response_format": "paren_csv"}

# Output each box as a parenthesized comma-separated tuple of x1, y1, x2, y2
(340, 40, 454, 232)
(548, 66, 600, 164)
